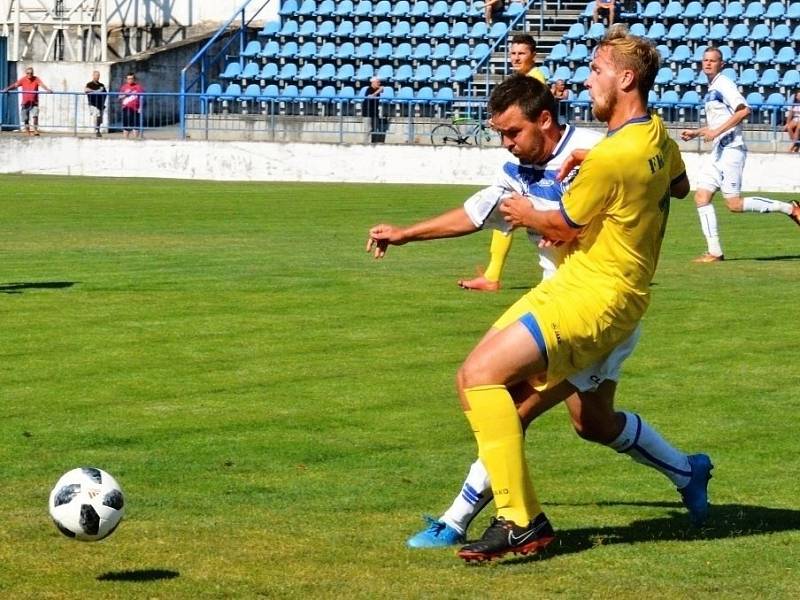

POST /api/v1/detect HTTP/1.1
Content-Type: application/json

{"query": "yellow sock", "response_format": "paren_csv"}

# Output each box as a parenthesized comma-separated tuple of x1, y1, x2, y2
(483, 230, 512, 283)
(464, 385, 542, 524)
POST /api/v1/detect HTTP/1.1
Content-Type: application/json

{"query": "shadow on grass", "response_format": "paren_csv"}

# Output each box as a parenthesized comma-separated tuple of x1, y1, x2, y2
(725, 255, 800, 262)
(0, 281, 76, 294)
(97, 568, 180, 582)
(480, 503, 800, 566)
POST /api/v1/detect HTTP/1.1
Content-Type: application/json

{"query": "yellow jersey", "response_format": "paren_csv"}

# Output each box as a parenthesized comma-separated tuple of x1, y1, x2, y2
(513, 114, 686, 384)
(526, 67, 546, 83)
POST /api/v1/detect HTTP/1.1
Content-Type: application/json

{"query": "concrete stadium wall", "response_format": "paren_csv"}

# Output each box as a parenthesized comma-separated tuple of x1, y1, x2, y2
(0, 136, 798, 192)
(106, 1, 279, 27)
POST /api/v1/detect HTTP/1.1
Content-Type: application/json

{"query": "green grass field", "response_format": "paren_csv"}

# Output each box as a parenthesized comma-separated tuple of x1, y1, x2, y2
(1, 174, 799, 599)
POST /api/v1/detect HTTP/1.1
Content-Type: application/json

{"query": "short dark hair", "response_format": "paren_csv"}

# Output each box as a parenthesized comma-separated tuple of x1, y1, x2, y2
(489, 74, 558, 123)
(510, 34, 537, 53)
(703, 46, 723, 61)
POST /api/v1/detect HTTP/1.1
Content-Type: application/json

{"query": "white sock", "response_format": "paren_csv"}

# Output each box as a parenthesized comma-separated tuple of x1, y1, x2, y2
(742, 196, 793, 215)
(607, 412, 692, 489)
(440, 459, 493, 534)
(697, 204, 723, 256)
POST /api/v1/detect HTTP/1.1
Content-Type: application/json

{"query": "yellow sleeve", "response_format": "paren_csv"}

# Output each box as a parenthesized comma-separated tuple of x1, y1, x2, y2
(560, 153, 615, 227)
(665, 137, 686, 184)
(528, 68, 547, 84)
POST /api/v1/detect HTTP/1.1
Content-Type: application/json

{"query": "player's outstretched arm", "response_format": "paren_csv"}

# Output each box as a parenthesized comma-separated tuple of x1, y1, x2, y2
(366, 207, 478, 259)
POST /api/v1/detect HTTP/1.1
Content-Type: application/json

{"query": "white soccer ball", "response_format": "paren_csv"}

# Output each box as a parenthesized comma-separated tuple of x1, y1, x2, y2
(48, 467, 125, 541)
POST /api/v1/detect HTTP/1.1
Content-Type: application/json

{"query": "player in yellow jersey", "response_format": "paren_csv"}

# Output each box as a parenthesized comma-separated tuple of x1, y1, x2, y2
(458, 34, 546, 292)
(368, 25, 711, 563)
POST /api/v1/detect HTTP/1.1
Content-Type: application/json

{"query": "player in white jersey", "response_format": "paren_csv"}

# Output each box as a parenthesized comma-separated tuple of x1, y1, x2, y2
(366, 79, 704, 549)
(681, 46, 800, 263)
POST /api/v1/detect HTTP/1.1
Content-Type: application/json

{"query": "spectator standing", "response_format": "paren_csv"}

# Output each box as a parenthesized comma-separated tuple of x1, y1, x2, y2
(785, 90, 800, 153)
(85, 70, 107, 138)
(551, 79, 571, 102)
(484, 0, 505, 25)
(364, 77, 389, 144)
(1, 66, 52, 136)
(119, 73, 144, 139)
(593, 0, 616, 25)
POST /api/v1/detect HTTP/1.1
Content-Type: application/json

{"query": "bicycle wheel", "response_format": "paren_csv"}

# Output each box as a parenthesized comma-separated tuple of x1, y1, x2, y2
(431, 124, 467, 146)
(473, 125, 498, 148)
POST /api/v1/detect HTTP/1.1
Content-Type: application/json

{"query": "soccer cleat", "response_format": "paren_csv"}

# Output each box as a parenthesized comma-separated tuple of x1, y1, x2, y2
(678, 453, 714, 527)
(788, 201, 800, 227)
(457, 514, 555, 562)
(406, 516, 465, 548)
(692, 252, 724, 263)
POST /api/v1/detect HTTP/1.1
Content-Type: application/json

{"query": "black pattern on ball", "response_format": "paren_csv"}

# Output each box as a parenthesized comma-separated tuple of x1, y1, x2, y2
(53, 519, 77, 538)
(53, 483, 81, 507)
(82, 467, 103, 483)
(80, 504, 100, 535)
(103, 489, 124, 510)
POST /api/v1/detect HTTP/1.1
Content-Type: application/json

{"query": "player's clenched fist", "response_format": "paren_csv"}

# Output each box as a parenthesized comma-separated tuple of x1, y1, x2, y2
(366, 224, 406, 259)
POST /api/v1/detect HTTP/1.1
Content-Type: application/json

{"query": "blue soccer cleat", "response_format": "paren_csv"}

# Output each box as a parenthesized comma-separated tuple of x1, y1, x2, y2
(406, 516, 465, 548)
(678, 453, 714, 526)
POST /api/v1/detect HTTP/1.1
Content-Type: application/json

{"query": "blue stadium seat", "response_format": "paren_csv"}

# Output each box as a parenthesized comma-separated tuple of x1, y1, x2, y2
(373, 0, 391, 17)
(415, 86, 434, 105)
(538, 65, 550, 80)
(665, 23, 687, 42)
(468, 22, 489, 38)
(781, 70, 800, 88)
(337, 85, 356, 100)
(654, 66, 672, 86)
(452, 64, 472, 82)
(220, 82, 242, 102)
(754, 46, 776, 65)
(354, 41, 373, 59)
(334, 64, 355, 82)
(721, 67, 738, 82)
(411, 0, 430, 18)
(390, 0, 410, 17)
(258, 21, 280, 37)
(743, 2, 765, 20)
(567, 44, 589, 63)
(220, 62, 242, 80)
(731, 46, 754, 64)
(655, 90, 679, 114)
(374, 42, 393, 59)
(429, 0, 448, 17)
(581, 1, 597, 20)
(433, 87, 454, 104)
(373, 21, 392, 38)
(550, 65, 572, 83)
(431, 64, 452, 82)
(261, 84, 279, 99)
(278, 20, 298, 37)
(629, 23, 646, 37)
(739, 68, 758, 86)
(316, 0, 335, 16)
(793, 25, 800, 41)
(570, 90, 592, 120)
(708, 24, 728, 42)
(297, 63, 317, 80)
(335, 41, 355, 59)
(241, 62, 260, 81)
(503, 2, 525, 19)
(569, 65, 590, 85)
(763, 93, 787, 123)
(355, 64, 374, 81)
(334, 0, 353, 16)
(676, 90, 701, 120)
(279, 0, 298, 16)
(662, 2, 683, 19)
(396, 86, 415, 102)
(258, 63, 278, 81)
(686, 24, 707, 42)
(280, 84, 299, 102)
(748, 24, 770, 43)
(316, 41, 335, 58)
(316, 63, 336, 81)
(297, 41, 317, 58)
(642, 1, 662, 20)
(201, 82, 222, 102)
(394, 64, 414, 83)
(764, 1, 785, 21)
(728, 23, 749, 41)
(694, 71, 708, 86)
(242, 40, 262, 59)
(488, 21, 508, 40)
(278, 41, 298, 59)
(316, 20, 335, 37)
(646, 22, 666, 41)
(671, 44, 693, 64)
(647, 90, 658, 105)
(297, 0, 316, 16)
(277, 63, 298, 81)
(411, 22, 430, 38)
(775, 46, 796, 65)
(376, 64, 394, 81)
(656, 44, 671, 61)
(354, 21, 372, 38)
(758, 68, 780, 87)
(317, 85, 337, 108)
(430, 21, 449, 39)
(563, 23, 585, 41)
(674, 67, 695, 86)
(471, 43, 490, 62)
(392, 42, 414, 61)
(353, 2, 373, 18)
(788, 3, 800, 20)
(745, 91, 764, 109)
(335, 20, 354, 37)
(452, 43, 470, 60)
(682, 1, 703, 19)
(723, 1, 743, 20)
(431, 42, 450, 60)
(584, 22, 606, 41)
(450, 21, 469, 38)
(720, 46, 733, 62)
(702, 1, 724, 19)
(547, 43, 568, 63)
(412, 65, 432, 83)
(770, 24, 792, 43)
(406, 41, 425, 60)
(620, 1, 642, 19)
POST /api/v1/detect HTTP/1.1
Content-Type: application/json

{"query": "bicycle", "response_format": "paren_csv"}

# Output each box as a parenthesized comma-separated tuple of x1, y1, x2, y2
(430, 115, 497, 147)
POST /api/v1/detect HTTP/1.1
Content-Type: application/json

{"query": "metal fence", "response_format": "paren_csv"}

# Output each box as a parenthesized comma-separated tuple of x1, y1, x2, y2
(0, 90, 797, 149)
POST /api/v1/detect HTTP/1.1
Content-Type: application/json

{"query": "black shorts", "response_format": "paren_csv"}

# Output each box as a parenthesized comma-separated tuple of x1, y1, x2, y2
(122, 107, 139, 130)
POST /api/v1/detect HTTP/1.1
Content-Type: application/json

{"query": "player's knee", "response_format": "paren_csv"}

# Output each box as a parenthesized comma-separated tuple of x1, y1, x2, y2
(571, 413, 617, 444)
(725, 197, 742, 212)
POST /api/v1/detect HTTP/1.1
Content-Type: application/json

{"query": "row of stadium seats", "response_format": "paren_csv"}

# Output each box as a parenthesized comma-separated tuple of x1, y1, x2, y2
(584, 1, 800, 24)
(242, 40, 491, 63)
(276, 0, 523, 21)
(258, 19, 509, 42)
(563, 20, 800, 44)
(219, 61, 474, 85)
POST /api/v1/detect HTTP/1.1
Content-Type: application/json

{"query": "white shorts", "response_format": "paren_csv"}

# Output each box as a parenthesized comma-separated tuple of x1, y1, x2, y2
(566, 323, 642, 392)
(696, 145, 746, 197)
